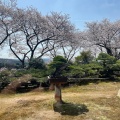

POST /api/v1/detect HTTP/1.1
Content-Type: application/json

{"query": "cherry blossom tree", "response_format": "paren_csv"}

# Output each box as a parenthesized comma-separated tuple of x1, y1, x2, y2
(0, 0, 17, 46)
(47, 31, 81, 62)
(8, 8, 77, 67)
(85, 19, 120, 59)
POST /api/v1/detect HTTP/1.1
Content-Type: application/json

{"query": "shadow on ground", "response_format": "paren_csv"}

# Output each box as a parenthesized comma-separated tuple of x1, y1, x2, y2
(53, 102, 89, 116)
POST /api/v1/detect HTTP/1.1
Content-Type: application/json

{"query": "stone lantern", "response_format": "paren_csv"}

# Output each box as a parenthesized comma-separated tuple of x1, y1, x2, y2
(49, 76, 67, 104)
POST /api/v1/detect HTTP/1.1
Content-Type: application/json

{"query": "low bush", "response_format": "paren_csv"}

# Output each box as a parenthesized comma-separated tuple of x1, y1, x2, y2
(66, 65, 85, 78)
(13, 69, 28, 77)
(66, 63, 102, 78)
(0, 68, 11, 91)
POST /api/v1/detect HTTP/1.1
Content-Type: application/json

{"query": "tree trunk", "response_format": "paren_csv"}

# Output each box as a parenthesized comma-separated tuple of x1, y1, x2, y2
(21, 61, 25, 68)
(106, 47, 113, 56)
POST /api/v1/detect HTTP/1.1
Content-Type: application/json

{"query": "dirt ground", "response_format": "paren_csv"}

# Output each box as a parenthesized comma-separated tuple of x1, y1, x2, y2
(0, 81, 120, 120)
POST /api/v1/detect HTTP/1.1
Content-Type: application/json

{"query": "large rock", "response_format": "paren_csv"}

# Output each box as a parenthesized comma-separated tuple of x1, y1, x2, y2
(117, 89, 120, 98)
(1, 75, 32, 94)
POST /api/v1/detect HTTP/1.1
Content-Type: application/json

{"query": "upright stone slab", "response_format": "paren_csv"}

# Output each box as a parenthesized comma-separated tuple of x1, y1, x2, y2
(117, 89, 120, 98)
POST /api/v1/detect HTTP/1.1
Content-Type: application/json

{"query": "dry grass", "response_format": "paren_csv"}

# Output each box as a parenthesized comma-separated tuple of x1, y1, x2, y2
(0, 81, 120, 120)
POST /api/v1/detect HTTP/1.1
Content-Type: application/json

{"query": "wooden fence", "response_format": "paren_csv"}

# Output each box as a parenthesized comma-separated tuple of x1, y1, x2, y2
(67, 78, 109, 83)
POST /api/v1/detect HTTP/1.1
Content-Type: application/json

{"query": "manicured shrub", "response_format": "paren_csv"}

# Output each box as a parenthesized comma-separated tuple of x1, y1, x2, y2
(66, 65, 85, 78)
(97, 53, 116, 66)
(48, 56, 67, 77)
(28, 58, 46, 69)
(66, 62, 102, 78)
(97, 53, 117, 78)
(75, 51, 94, 64)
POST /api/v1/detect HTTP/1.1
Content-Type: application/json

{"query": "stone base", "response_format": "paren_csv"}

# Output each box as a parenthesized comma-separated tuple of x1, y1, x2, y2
(53, 102, 89, 115)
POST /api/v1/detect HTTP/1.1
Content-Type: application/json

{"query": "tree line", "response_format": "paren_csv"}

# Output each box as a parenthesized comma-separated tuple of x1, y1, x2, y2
(0, 0, 120, 68)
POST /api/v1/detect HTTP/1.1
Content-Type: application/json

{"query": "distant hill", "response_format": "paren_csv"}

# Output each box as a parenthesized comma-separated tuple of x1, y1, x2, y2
(0, 58, 21, 65)
(0, 58, 51, 66)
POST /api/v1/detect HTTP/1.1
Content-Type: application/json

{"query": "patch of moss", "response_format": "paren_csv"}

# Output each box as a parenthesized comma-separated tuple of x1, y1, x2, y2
(53, 102, 89, 115)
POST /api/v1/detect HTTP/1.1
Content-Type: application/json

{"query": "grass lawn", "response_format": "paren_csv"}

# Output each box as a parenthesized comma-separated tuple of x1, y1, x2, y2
(0, 81, 120, 120)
